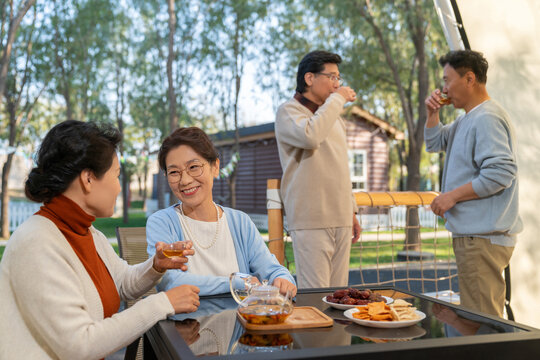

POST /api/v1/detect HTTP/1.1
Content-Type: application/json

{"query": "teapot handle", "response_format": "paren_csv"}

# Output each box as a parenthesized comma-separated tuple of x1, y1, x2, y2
(229, 272, 254, 304)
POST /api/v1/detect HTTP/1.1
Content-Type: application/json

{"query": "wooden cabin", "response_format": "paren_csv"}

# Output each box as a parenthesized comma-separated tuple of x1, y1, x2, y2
(211, 105, 404, 215)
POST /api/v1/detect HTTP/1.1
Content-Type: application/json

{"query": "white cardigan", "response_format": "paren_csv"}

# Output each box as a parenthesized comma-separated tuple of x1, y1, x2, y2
(0, 215, 174, 360)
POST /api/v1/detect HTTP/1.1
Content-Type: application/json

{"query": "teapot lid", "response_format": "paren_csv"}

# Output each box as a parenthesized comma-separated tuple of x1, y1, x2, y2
(250, 282, 279, 296)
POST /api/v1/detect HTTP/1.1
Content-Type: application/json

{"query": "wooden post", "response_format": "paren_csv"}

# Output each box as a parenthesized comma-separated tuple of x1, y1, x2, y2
(267, 179, 284, 265)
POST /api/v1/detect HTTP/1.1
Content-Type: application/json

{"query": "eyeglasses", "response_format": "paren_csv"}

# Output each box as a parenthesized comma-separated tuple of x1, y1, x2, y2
(166, 161, 206, 184)
(317, 72, 343, 85)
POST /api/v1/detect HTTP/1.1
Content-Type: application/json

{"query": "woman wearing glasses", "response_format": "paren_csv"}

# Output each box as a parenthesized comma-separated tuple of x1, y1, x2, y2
(146, 127, 296, 296)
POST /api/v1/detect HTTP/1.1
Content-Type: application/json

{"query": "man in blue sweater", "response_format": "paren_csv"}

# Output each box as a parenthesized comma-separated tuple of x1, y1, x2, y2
(424, 50, 522, 317)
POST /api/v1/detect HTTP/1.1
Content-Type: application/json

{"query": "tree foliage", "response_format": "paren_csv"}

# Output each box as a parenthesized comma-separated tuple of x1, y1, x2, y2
(1, 0, 455, 234)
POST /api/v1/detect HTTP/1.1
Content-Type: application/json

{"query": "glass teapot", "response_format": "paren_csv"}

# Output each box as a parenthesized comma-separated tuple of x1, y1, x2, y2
(229, 332, 293, 354)
(229, 272, 293, 325)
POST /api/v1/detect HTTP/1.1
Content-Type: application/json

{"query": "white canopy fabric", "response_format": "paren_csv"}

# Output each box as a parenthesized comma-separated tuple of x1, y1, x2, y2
(436, 0, 540, 327)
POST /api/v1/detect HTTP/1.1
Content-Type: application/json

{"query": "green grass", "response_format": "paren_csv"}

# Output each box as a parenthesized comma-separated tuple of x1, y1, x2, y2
(276, 236, 454, 274)
(92, 211, 148, 238)
(0, 237, 454, 271)
(2, 217, 454, 273)
(111, 243, 119, 255)
(350, 237, 454, 267)
(130, 200, 144, 209)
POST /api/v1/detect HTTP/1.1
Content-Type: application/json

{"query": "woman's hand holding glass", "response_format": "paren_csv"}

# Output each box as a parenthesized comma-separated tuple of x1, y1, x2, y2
(153, 241, 195, 273)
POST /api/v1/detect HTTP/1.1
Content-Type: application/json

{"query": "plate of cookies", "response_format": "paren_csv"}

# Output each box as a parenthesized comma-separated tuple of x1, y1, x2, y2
(344, 299, 425, 328)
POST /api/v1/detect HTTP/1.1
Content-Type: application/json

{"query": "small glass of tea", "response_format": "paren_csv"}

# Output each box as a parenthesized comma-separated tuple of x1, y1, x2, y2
(438, 93, 451, 105)
(162, 242, 186, 258)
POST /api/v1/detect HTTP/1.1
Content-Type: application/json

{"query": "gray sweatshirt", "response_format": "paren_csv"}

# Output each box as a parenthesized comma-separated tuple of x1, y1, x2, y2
(424, 100, 522, 246)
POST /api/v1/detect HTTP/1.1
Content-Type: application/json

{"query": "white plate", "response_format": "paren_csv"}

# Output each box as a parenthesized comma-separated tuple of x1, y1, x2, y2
(343, 308, 426, 329)
(322, 295, 394, 310)
(344, 322, 426, 341)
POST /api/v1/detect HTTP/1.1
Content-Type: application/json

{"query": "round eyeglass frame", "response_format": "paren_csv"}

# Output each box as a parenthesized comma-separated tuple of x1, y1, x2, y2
(166, 162, 207, 184)
(317, 72, 343, 85)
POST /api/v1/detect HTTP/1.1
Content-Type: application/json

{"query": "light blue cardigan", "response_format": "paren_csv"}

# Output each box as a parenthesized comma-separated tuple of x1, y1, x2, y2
(146, 204, 295, 295)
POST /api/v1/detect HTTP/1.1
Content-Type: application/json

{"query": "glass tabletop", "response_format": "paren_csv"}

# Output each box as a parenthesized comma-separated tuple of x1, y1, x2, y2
(160, 287, 537, 358)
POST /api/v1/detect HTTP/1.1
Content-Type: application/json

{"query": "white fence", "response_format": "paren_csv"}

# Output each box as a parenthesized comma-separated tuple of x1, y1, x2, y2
(1, 200, 42, 232)
(2, 197, 434, 234)
(360, 206, 437, 231)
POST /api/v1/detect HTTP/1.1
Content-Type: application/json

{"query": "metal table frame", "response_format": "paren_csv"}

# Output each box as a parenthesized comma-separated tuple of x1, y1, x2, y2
(144, 287, 540, 359)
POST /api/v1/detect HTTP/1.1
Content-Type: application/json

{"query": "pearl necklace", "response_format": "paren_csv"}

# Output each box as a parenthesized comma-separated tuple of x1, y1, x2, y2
(179, 202, 221, 250)
(198, 327, 220, 354)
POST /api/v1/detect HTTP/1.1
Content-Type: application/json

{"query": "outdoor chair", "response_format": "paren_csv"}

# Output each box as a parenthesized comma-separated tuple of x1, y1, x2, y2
(115, 226, 155, 360)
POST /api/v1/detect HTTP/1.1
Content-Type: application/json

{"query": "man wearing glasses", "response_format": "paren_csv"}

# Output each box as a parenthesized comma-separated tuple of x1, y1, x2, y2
(425, 50, 521, 317)
(275, 50, 361, 289)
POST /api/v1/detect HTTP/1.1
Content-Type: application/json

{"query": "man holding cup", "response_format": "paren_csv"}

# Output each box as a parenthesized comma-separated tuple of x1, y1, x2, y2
(424, 50, 522, 317)
(275, 50, 361, 289)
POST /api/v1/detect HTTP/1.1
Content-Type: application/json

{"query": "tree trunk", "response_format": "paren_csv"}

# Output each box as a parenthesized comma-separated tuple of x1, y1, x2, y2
(115, 52, 128, 224)
(405, 143, 421, 251)
(142, 151, 149, 207)
(121, 161, 129, 223)
(228, 175, 237, 209)
(403, 0, 430, 250)
(1, 154, 14, 239)
(0, 9, 41, 238)
(228, 10, 242, 209)
(52, 11, 73, 121)
(395, 141, 406, 191)
(81, 58, 90, 121)
(164, 0, 178, 208)
(157, 169, 167, 209)
(62, 82, 73, 120)
(1, 80, 18, 238)
(167, 0, 177, 133)
(0, 0, 35, 102)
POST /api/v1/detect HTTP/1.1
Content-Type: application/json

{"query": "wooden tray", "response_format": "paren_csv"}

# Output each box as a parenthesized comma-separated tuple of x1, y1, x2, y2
(237, 306, 334, 331)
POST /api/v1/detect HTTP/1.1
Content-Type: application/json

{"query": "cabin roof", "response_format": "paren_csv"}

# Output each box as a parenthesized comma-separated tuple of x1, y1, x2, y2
(210, 105, 404, 146)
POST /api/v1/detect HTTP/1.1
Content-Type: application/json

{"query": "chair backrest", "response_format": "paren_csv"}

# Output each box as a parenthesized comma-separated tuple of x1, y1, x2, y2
(115, 227, 156, 307)
(116, 227, 149, 265)
(116, 226, 155, 360)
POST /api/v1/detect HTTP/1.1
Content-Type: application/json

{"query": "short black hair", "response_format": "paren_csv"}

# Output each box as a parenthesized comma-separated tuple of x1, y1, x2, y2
(439, 50, 488, 84)
(158, 127, 219, 172)
(296, 50, 342, 93)
(25, 120, 121, 203)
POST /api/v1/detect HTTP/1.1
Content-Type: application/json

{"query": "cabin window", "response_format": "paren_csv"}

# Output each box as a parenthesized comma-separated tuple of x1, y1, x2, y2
(349, 150, 367, 192)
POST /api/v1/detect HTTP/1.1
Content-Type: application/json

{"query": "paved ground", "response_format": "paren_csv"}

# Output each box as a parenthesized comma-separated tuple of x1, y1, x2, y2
(349, 263, 459, 294)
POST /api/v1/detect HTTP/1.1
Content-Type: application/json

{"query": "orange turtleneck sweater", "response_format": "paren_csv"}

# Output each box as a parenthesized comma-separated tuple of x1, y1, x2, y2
(36, 195, 120, 319)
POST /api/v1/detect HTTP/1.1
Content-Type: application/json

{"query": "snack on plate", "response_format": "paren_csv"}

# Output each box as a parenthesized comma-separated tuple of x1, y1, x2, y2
(389, 299, 420, 321)
(352, 300, 421, 322)
(325, 288, 386, 306)
(352, 301, 392, 321)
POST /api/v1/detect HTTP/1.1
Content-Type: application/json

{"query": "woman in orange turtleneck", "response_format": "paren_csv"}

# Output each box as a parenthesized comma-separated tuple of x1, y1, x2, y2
(0, 120, 200, 360)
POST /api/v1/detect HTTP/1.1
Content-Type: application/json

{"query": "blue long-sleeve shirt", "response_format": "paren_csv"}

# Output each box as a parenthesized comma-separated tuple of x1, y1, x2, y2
(424, 100, 522, 246)
(146, 205, 295, 295)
